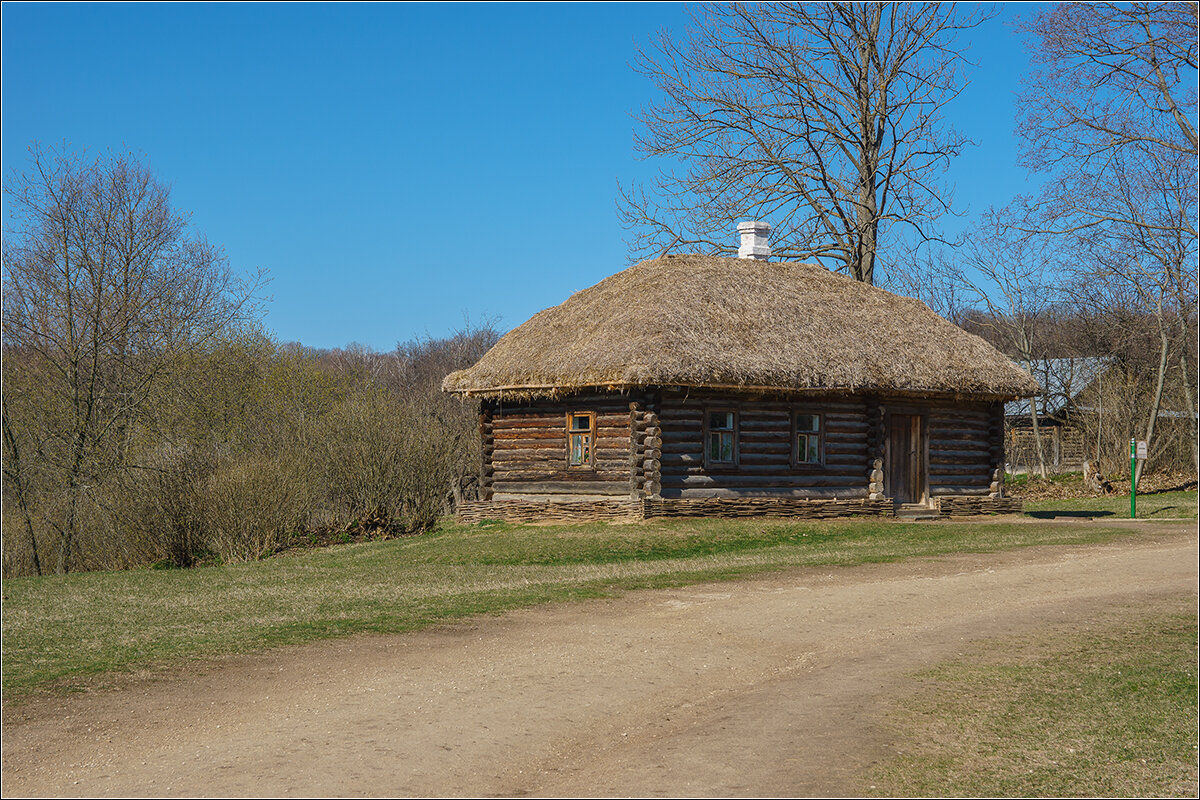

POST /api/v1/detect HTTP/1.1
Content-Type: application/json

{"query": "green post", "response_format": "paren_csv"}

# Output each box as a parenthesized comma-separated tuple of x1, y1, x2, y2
(1130, 438, 1136, 519)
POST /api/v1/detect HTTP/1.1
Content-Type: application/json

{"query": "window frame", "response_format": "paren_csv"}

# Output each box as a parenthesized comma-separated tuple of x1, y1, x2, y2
(566, 411, 596, 470)
(791, 410, 825, 469)
(703, 407, 739, 470)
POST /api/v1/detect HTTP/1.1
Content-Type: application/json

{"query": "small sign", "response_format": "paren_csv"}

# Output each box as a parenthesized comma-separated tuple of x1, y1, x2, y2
(1136, 440, 1148, 460)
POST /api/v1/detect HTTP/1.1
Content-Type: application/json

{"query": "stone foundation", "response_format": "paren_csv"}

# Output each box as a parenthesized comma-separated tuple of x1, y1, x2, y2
(935, 496, 1023, 516)
(455, 499, 642, 524)
(456, 495, 1021, 524)
(641, 497, 894, 519)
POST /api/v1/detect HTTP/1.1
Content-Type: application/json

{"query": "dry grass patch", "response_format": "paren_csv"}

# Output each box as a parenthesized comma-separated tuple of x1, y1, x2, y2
(868, 597, 1199, 798)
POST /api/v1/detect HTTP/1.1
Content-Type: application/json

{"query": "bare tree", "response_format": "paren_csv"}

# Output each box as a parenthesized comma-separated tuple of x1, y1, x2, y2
(2, 143, 265, 573)
(1018, 2, 1197, 169)
(1062, 148, 1198, 480)
(619, 2, 991, 284)
(941, 204, 1065, 478)
(1017, 2, 1198, 480)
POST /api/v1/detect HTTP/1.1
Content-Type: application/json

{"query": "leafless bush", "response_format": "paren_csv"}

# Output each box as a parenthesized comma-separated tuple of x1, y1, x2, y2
(202, 456, 305, 563)
(106, 444, 218, 568)
(2, 318, 498, 576)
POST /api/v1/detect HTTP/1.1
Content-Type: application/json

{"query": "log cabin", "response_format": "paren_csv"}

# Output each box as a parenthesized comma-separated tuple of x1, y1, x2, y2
(443, 222, 1039, 522)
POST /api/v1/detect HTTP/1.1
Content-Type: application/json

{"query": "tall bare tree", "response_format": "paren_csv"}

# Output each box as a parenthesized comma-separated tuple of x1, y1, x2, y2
(2, 143, 264, 573)
(942, 204, 1066, 478)
(619, 2, 990, 284)
(1017, 2, 1198, 480)
(1018, 2, 1197, 169)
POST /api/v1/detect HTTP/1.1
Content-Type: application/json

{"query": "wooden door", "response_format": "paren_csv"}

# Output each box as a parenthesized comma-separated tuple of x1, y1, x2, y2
(887, 413, 926, 505)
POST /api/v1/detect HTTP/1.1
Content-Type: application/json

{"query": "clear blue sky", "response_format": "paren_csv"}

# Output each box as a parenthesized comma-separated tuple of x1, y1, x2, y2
(2, 2, 1046, 350)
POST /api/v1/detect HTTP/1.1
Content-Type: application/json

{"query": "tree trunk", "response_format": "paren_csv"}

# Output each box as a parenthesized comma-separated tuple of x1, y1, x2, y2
(1029, 400, 1048, 479)
(1136, 321, 1171, 487)
(1, 406, 44, 576)
(1181, 352, 1198, 475)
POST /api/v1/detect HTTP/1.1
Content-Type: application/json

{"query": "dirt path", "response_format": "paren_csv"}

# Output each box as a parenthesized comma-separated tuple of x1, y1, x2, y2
(3, 522, 1196, 798)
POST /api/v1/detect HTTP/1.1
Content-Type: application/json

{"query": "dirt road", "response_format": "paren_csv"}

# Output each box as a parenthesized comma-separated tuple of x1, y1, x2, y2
(3, 522, 1196, 797)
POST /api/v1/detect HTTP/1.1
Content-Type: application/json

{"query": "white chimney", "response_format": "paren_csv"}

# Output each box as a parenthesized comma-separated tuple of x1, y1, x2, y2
(737, 220, 771, 260)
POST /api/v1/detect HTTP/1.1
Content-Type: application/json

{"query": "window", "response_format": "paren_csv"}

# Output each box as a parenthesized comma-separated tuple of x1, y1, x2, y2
(794, 412, 823, 466)
(706, 409, 737, 467)
(567, 412, 595, 468)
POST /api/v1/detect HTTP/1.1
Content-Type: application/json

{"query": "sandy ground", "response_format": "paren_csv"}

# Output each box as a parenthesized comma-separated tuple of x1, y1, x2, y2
(2, 520, 1196, 798)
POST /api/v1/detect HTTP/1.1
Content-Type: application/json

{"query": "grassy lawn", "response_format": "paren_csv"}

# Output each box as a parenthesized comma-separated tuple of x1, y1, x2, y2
(1023, 489, 1198, 520)
(0, 513, 1182, 700)
(868, 600, 1199, 797)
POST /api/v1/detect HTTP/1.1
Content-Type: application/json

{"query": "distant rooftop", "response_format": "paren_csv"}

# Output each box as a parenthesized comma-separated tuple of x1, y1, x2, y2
(1004, 357, 1112, 418)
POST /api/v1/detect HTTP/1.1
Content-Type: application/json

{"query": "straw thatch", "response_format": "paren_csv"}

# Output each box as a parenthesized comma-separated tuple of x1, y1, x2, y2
(443, 254, 1039, 399)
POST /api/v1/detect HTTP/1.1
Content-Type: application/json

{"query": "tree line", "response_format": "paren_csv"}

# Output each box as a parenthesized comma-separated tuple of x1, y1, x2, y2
(2, 145, 498, 576)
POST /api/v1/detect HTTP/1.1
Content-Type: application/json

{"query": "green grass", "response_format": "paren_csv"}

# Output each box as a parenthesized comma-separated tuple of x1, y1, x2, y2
(868, 602, 1199, 797)
(1023, 489, 1197, 519)
(0, 514, 1179, 700)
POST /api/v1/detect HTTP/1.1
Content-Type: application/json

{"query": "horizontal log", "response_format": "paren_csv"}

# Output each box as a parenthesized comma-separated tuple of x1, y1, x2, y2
(493, 428, 630, 442)
(493, 444, 632, 460)
(491, 481, 630, 495)
(928, 431, 991, 442)
(659, 452, 868, 469)
(929, 448, 993, 460)
(825, 454, 869, 467)
(736, 452, 792, 466)
(663, 474, 869, 488)
(737, 441, 792, 455)
(664, 487, 870, 499)
(928, 478, 992, 489)
(737, 435, 791, 449)
(824, 441, 869, 454)
(924, 462, 991, 474)
(662, 430, 703, 445)
(929, 486, 990, 496)
(738, 417, 792, 432)
(823, 412, 868, 423)
(492, 413, 630, 429)
(664, 396, 866, 413)
(492, 469, 628, 482)
(491, 453, 629, 467)
(825, 425, 870, 437)
(927, 424, 989, 436)
(929, 439, 989, 451)
(928, 455, 991, 467)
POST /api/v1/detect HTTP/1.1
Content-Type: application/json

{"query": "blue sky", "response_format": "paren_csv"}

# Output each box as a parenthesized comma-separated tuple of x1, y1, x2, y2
(3, 2, 1046, 350)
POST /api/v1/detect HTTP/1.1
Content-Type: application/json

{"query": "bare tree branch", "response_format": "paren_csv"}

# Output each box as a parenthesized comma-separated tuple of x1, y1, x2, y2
(620, 2, 991, 284)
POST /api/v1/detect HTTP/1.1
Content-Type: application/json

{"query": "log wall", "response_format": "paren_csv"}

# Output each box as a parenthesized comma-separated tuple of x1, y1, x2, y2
(468, 391, 1014, 517)
(657, 389, 871, 499)
(484, 394, 635, 501)
(926, 400, 1006, 498)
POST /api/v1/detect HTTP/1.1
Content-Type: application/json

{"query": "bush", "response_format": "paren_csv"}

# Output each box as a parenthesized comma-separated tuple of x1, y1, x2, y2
(203, 456, 305, 562)
(1, 324, 497, 576)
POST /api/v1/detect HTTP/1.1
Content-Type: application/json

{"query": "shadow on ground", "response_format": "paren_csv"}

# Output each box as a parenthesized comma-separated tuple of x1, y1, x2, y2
(1027, 510, 1116, 519)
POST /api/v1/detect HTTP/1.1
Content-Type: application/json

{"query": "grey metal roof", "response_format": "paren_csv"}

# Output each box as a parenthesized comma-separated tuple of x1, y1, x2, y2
(1004, 357, 1112, 418)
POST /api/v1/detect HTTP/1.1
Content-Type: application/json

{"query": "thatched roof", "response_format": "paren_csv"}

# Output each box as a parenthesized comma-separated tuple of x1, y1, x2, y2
(443, 254, 1039, 400)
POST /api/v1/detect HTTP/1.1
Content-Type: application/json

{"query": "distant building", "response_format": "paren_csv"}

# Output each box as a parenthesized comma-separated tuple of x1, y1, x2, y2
(1004, 358, 1111, 473)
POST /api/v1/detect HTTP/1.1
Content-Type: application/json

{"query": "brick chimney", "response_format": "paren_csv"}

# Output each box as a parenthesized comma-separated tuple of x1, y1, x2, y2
(737, 220, 771, 260)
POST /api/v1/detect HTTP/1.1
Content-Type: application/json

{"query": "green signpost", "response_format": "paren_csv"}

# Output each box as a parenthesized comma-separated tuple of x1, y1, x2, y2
(1130, 439, 1147, 519)
(1130, 438, 1136, 519)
